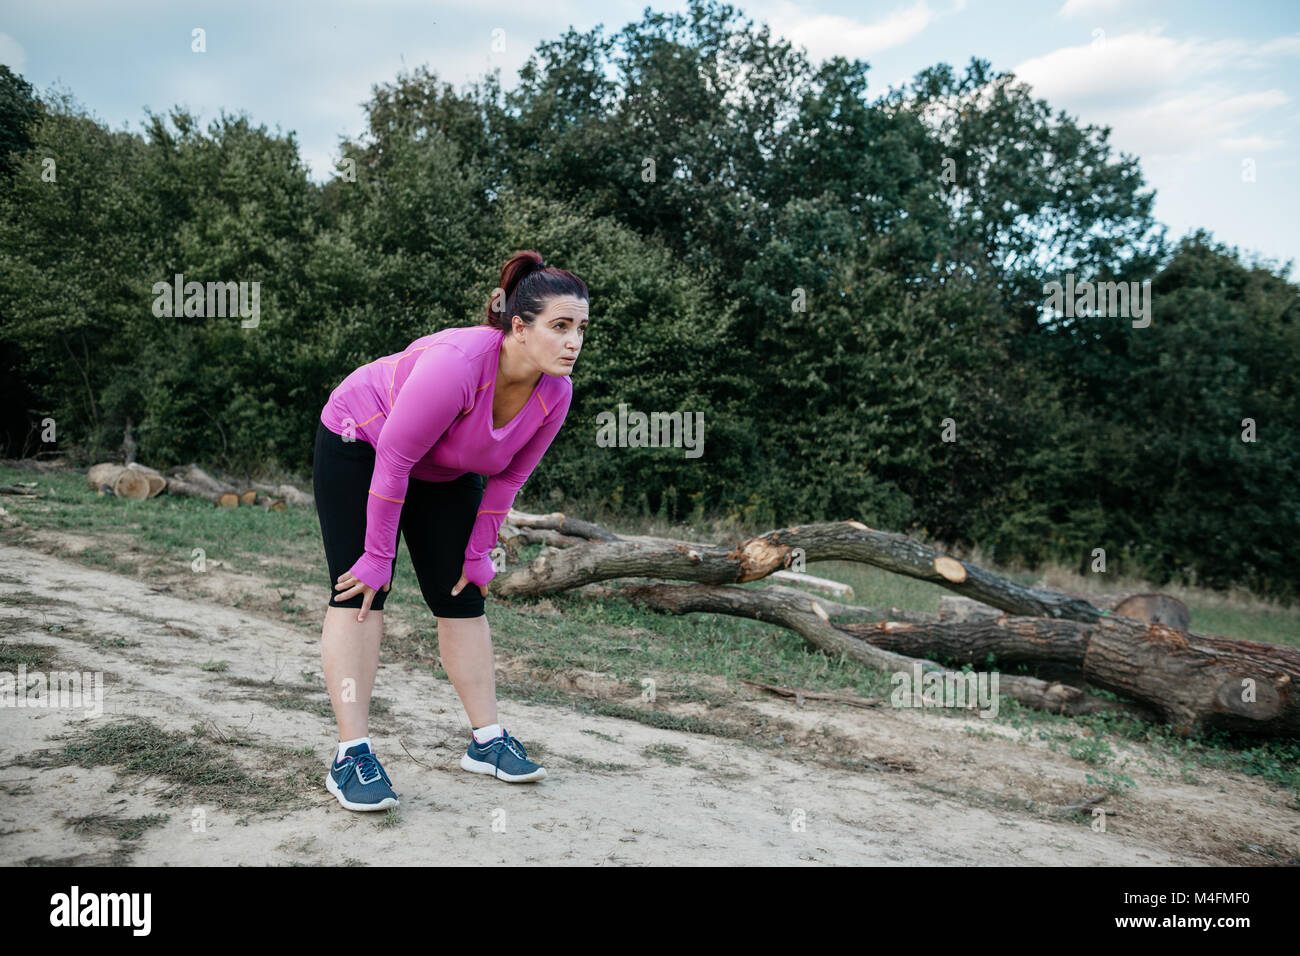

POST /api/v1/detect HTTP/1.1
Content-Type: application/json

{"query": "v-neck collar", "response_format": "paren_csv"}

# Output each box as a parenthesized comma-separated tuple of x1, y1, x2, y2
(488, 328, 544, 437)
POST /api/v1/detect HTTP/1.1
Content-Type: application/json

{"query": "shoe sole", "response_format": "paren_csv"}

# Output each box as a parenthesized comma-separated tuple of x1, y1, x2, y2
(325, 771, 400, 811)
(460, 753, 547, 782)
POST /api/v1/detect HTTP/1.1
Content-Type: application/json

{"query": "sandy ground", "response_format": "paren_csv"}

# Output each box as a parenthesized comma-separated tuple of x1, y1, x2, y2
(0, 531, 1297, 866)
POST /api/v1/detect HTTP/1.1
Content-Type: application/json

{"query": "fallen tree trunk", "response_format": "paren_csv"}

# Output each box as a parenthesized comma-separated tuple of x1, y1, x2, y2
(165, 476, 240, 508)
(573, 580, 1158, 722)
(496, 521, 1135, 623)
(507, 522, 1299, 738)
(840, 614, 1300, 736)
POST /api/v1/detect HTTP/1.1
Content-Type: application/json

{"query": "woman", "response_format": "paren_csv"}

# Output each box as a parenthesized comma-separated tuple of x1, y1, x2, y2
(312, 250, 588, 811)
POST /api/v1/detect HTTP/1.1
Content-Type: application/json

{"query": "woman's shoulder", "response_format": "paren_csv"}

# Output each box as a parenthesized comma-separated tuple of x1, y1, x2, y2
(417, 323, 500, 358)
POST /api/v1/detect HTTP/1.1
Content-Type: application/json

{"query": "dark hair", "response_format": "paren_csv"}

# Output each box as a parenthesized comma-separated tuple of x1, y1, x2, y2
(482, 250, 589, 332)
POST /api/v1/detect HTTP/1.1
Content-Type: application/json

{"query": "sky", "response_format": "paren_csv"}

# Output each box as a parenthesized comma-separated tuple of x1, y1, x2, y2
(2, 0, 1297, 272)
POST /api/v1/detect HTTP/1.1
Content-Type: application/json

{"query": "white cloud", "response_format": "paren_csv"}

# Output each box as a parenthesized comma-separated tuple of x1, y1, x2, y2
(1011, 29, 1290, 163)
(1257, 33, 1300, 57)
(1219, 135, 1286, 152)
(1058, 0, 1126, 18)
(1012, 32, 1245, 105)
(0, 32, 27, 72)
(1114, 88, 1287, 158)
(764, 0, 937, 62)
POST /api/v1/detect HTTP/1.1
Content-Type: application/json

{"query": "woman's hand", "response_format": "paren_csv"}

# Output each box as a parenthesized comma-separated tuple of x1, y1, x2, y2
(451, 561, 488, 599)
(334, 571, 390, 623)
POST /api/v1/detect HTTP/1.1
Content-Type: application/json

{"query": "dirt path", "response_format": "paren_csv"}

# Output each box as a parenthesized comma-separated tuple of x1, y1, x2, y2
(1, 541, 1295, 866)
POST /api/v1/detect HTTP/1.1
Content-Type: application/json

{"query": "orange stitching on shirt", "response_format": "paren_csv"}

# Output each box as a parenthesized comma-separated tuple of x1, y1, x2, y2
(369, 490, 406, 504)
(461, 381, 492, 415)
(476, 508, 510, 516)
(387, 346, 429, 411)
(357, 411, 385, 427)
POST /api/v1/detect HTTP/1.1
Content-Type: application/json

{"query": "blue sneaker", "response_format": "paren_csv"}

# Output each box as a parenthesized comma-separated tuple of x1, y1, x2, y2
(325, 742, 400, 811)
(460, 728, 547, 783)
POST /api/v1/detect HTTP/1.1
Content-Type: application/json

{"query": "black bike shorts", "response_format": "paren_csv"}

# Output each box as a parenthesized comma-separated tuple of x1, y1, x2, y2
(312, 420, 487, 618)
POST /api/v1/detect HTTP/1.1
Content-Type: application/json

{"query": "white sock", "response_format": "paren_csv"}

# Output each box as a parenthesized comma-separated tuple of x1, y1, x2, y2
(337, 735, 371, 761)
(471, 723, 502, 744)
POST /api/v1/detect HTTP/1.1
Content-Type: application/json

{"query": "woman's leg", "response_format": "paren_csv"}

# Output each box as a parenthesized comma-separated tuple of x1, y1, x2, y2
(436, 614, 497, 728)
(312, 419, 393, 745)
(321, 606, 384, 740)
(400, 472, 495, 729)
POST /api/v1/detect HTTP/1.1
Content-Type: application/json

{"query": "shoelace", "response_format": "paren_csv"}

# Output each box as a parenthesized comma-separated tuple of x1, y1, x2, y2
(336, 752, 389, 788)
(494, 731, 528, 761)
(477, 729, 529, 777)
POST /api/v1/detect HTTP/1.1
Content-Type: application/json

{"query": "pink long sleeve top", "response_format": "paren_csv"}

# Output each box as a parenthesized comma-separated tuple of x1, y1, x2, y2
(319, 324, 573, 593)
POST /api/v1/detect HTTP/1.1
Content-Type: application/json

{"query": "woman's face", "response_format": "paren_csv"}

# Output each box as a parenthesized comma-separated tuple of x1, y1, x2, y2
(515, 295, 588, 376)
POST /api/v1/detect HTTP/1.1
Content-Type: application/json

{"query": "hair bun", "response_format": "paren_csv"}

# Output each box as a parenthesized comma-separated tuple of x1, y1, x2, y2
(484, 250, 587, 331)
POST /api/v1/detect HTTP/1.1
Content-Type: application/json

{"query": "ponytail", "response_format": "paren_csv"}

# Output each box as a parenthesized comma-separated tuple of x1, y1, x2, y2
(483, 250, 589, 332)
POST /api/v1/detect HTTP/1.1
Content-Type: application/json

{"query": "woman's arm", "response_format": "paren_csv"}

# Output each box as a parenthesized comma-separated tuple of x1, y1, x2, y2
(461, 381, 573, 588)
(347, 342, 473, 592)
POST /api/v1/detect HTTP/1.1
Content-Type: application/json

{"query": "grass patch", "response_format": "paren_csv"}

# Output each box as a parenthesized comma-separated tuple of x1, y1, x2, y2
(19, 717, 316, 811)
(66, 811, 169, 844)
(642, 743, 688, 766)
(0, 640, 60, 671)
(562, 754, 635, 773)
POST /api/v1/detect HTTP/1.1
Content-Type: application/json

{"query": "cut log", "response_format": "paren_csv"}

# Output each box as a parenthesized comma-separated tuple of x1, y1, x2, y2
(165, 476, 239, 508)
(251, 482, 313, 507)
(85, 463, 150, 500)
(167, 464, 236, 497)
(124, 462, 166, 498)
(87, 463, 122, 488)
(158, 465, 282, 512)
(115, 469, 150, 499)
(1114, 593, 1191, 630)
